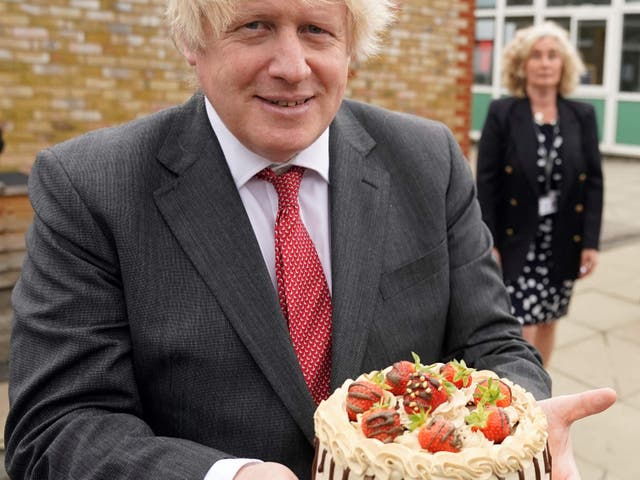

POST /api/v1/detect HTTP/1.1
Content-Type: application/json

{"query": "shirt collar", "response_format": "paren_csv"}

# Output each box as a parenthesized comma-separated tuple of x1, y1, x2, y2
(204, 97, 330, 189)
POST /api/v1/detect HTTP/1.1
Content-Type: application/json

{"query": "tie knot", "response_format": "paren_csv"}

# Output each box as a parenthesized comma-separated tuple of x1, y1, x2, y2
(257, 166, 305, 209)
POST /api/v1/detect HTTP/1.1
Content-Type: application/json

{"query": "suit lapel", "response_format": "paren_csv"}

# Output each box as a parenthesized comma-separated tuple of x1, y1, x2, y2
(558, 99, 580, 207)
(153, 94, 317, 441)
(511, 98, 540, 195)
(328, 104, 390, 390)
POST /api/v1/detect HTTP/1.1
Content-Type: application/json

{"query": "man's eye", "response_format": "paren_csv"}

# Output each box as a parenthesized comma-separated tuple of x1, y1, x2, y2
(244, 21, 263, 30)
(306, 25, 327, 35)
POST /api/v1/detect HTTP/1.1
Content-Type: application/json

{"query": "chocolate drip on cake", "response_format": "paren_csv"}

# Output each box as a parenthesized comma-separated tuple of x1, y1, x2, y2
(310, 445, 552, 479)
(312, 437, 320, 479)
(543, 443, 552, 474)
(318, 448, 327, 473)
(312, 448, 354, 480)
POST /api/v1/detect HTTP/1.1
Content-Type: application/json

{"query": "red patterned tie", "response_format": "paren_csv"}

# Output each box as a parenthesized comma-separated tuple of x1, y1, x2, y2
(257, 166, 332, 404)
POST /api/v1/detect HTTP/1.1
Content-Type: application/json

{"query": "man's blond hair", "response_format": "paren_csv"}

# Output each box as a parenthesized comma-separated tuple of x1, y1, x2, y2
(166, 0, 397, 61)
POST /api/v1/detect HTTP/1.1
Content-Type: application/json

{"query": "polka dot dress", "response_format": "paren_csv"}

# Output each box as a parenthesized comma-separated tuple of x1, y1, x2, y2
(505, 122, 574, 326)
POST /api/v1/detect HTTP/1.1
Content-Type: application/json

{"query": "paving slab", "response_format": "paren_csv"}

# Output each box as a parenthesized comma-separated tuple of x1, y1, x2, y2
(551, 331, 640, 399)
(548, 368, 638, 480)
(609, 318, 640, 348)
(564, 290, 640, 333)
(555, 317, 599, 348)
(624, 390, 640, 411)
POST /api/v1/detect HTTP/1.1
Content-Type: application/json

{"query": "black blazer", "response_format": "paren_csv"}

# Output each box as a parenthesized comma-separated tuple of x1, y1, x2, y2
(476, 96, 603, 283)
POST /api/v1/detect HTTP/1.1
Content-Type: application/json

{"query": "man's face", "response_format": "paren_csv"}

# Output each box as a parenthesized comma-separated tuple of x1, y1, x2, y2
(184, 0, 351, 163)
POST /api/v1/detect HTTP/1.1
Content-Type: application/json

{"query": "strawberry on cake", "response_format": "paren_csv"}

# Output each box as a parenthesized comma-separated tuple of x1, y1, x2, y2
(312, 355, 550, 480)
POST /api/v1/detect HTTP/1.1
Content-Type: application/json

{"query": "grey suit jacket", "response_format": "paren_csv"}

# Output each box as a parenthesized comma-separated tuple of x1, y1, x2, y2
(6, 93, 550, 480)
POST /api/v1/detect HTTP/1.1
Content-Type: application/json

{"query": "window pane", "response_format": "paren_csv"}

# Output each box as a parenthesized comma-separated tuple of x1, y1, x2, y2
(621, 15, 640, 92)
(476, 0, 496, 7)
(578, 20, 606, 85)
(504, 17, 534, 45)
(547, 0, 609, 5)
(545, 17, 571, 34)
(507, 0, 533, 5)
(474, 19, 495, 85)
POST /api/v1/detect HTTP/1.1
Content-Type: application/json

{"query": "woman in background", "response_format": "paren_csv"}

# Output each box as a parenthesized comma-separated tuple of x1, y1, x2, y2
(476, 22, 603, 366)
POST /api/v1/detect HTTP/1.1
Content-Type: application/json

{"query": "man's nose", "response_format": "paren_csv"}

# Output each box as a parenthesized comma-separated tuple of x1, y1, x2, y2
(268, 32, 312, 83)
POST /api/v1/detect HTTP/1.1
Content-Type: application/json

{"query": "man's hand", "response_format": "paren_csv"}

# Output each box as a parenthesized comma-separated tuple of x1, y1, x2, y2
(234, 462, 298, 479)
(539, 388, 616, 479)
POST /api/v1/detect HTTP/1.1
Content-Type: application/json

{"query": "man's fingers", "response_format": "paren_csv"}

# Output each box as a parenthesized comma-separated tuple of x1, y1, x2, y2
(551, 388, 617, 425)
(235, 462, 298, 480)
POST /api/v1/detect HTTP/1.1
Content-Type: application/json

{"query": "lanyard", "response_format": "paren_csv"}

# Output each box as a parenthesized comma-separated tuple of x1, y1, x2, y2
(532, 120, 561, 193)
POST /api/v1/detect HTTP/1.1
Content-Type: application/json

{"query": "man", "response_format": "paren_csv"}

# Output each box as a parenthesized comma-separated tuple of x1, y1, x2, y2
(6, 1, 614, 479)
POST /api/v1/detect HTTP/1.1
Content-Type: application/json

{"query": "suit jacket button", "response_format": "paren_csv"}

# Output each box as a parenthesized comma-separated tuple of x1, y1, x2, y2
(573, 234, 582, 243)
(505, 165, 513, 174)
(510, 198, 518, 206)
(579, 173, 587, 182)
(506, 228, 514, 236)
(575, 203, 584, 213)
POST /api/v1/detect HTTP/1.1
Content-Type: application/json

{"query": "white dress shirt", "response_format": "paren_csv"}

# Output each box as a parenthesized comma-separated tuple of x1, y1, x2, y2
(202, 97, 332, 480)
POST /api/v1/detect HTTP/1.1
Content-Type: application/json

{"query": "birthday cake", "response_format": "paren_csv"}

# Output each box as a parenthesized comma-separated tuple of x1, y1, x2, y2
(312, 356, 550, 480)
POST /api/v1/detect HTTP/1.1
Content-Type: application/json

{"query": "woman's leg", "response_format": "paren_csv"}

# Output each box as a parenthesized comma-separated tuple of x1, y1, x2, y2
(522, 322, 558, 367)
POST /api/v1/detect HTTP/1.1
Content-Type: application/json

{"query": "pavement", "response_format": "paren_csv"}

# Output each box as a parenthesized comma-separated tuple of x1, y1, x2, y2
(547, 157, 640, 480)
(0, 157, 638, 479)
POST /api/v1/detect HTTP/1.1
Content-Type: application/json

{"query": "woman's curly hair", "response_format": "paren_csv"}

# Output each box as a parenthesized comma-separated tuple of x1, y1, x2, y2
(502, 21, 585, 97)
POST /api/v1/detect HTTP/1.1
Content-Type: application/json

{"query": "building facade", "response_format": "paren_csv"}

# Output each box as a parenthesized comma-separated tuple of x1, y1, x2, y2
(472, 0, 640, 157)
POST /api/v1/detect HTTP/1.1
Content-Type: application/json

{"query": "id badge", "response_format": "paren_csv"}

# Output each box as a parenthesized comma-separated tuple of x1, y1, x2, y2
(538, 190, 559, 217)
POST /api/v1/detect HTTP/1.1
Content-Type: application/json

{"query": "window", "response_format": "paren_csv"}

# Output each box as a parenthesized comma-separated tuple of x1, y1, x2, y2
(578, 20, 607, 85)
(545, 17, 571, 35)
(504, 17, 534, 45)
(547, 0, 610, 5)
(474, 19, 495, 85)
(621, 15, 640, 92)
(506, 0, 532, 5)
(476, 0, 496, 8)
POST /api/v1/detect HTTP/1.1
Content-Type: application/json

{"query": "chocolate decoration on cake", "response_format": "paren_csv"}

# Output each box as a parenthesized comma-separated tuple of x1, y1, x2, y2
(313, 360, 550, 480)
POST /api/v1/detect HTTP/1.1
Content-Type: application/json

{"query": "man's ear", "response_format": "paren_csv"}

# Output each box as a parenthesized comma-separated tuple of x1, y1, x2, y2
(182, 42, 198, 66)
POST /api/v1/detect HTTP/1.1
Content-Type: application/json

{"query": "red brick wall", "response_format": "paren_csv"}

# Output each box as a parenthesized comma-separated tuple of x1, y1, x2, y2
(0, 0, 187, 171)
(0, 0, 474, 172)
(346, 0, 475, 156)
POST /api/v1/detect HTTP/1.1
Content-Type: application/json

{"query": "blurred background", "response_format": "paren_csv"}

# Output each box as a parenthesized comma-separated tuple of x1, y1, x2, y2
(1, 0, 639, 479)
